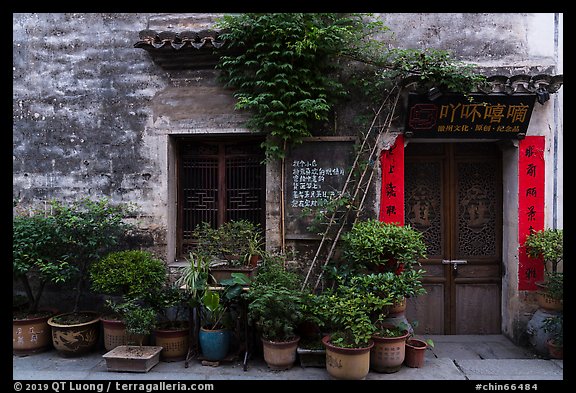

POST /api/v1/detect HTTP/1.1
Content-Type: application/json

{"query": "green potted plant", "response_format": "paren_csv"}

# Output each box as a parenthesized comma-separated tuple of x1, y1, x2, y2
(524, 228, 563, 311)
(244, 253, 304, 370)
(542, 313, 563, 359)
(315, 277, 393, 380)
(46, 197, 134, 357)
(102, 300, 163, 373)
(370, 323, 410, 373)
(89, 249, 168, 351)
(12, 210, 74, 355)
(193, 220, 263, 283)
(341, 219, 427, 275)
(152, 284, 191, 362)
(197, 273, 249, 362)
(175, 251, 212, 359)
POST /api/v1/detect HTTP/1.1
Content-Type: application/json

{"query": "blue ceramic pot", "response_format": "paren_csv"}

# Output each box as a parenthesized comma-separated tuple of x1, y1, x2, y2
(199, 327, 230, 361)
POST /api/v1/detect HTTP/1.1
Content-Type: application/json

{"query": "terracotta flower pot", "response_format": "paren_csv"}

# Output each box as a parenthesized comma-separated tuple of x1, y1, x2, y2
(404, 338, 428, 368)
(322, 335, 374, 380)
(13, 310, 55, 355)
(370, 330, 409, 373)
(261, 336, 300, 370)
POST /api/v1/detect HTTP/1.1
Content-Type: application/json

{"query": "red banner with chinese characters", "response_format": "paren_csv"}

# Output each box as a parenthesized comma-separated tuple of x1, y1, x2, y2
(379, 135, 404, 224)
(518, 136, 545, 290)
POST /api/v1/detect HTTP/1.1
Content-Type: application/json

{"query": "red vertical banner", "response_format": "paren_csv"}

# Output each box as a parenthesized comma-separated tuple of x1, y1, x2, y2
(379, 135, 404, 224)
(518, 136, 545, 290)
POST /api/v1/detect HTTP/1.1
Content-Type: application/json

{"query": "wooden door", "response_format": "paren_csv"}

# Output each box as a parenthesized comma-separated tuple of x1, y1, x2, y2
(404, 143, 502, 334)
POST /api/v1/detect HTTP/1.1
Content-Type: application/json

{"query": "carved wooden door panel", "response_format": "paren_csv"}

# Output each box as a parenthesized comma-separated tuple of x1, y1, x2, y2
(405, 143, 502, 334)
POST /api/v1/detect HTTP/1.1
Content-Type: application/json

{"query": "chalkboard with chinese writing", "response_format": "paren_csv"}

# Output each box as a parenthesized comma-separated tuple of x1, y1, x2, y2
(284, 137, 356, 239)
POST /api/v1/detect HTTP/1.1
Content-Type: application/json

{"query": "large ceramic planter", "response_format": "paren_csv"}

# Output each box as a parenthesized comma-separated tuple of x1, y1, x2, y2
(102, 345, 163, 372)
(370, 330, 409, 373)
(199, 327, 230, 361)
(404, 338, 428, 368)
(261, 336, 300, 370)
(322, 335, 374, 380)
(154, 322, 190, 362)
(13, 311, 55, 355)
(48, 311, 100, 357)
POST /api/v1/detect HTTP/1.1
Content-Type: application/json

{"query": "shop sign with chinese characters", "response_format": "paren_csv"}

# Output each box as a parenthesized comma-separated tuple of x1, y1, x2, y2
(405, 93, 536, 139)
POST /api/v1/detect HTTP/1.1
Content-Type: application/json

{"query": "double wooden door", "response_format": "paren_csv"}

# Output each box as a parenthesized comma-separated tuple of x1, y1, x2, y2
(404, 143, 502, 334)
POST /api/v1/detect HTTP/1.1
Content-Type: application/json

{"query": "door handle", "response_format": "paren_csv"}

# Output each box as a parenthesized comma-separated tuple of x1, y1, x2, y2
(442, 259, 468, 270)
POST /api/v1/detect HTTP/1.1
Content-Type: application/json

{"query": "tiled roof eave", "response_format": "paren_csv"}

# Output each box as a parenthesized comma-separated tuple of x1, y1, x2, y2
(401, 74, 563, 96)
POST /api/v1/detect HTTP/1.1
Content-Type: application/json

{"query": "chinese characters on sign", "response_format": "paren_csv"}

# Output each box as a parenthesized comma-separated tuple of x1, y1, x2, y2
(405, 93, 536, 139)
(518, 136, 545, 290)
(284, 137, 355, 238)
(290, 160, 344, 209)
(379, 135, 404, 224)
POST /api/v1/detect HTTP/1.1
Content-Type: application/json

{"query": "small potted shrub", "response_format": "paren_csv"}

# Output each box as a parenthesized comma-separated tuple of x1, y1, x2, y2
(244, 253, 304, 370)
(89, 249, 168, 351)
(102, 300, 163, 373)
(152, 284, 191, 362)
(524, 228, 563, 311)
(193, 220, 263, 284)
(315, 277, 393, 380)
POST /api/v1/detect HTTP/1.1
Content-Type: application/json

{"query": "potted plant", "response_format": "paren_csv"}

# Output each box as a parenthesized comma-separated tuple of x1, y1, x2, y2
(12, 210, 74, 355)
(244, 253, 304, 370)
(197, 273, 249, 362)
(176, 251, 212, 359)
(89, 249, 168, 351)
(102, 300, 163, 373)
(524, 228, 563, 311)
(542, 313, 563, 359)
(193, 220, 263, 284)
(46, 198, 134, 356)
(315, 277, 393, 380)
(370, 323, 410, 373)
(341, 219, 427, 275)
(152, 284, 191, 362)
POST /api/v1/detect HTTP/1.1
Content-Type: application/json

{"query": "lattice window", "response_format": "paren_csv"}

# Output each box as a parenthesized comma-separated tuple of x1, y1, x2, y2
(177, 139, 265, 258)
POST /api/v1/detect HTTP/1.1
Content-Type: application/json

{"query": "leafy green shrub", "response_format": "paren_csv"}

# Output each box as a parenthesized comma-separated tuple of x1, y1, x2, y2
(13, 213, 74, 315)
(524, 228, 563, 273)
(245, 254, 305, 341)
(341, 219, 427, 272)
(90, 250, 167, 302)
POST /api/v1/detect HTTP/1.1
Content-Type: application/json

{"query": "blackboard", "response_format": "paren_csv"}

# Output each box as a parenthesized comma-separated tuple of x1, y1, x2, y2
(284, 137, 357, 239)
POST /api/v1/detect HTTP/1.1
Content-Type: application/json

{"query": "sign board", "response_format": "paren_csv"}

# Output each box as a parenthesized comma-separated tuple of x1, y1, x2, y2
(285, 137, 356, 239)
(405, 93, 536, 139)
